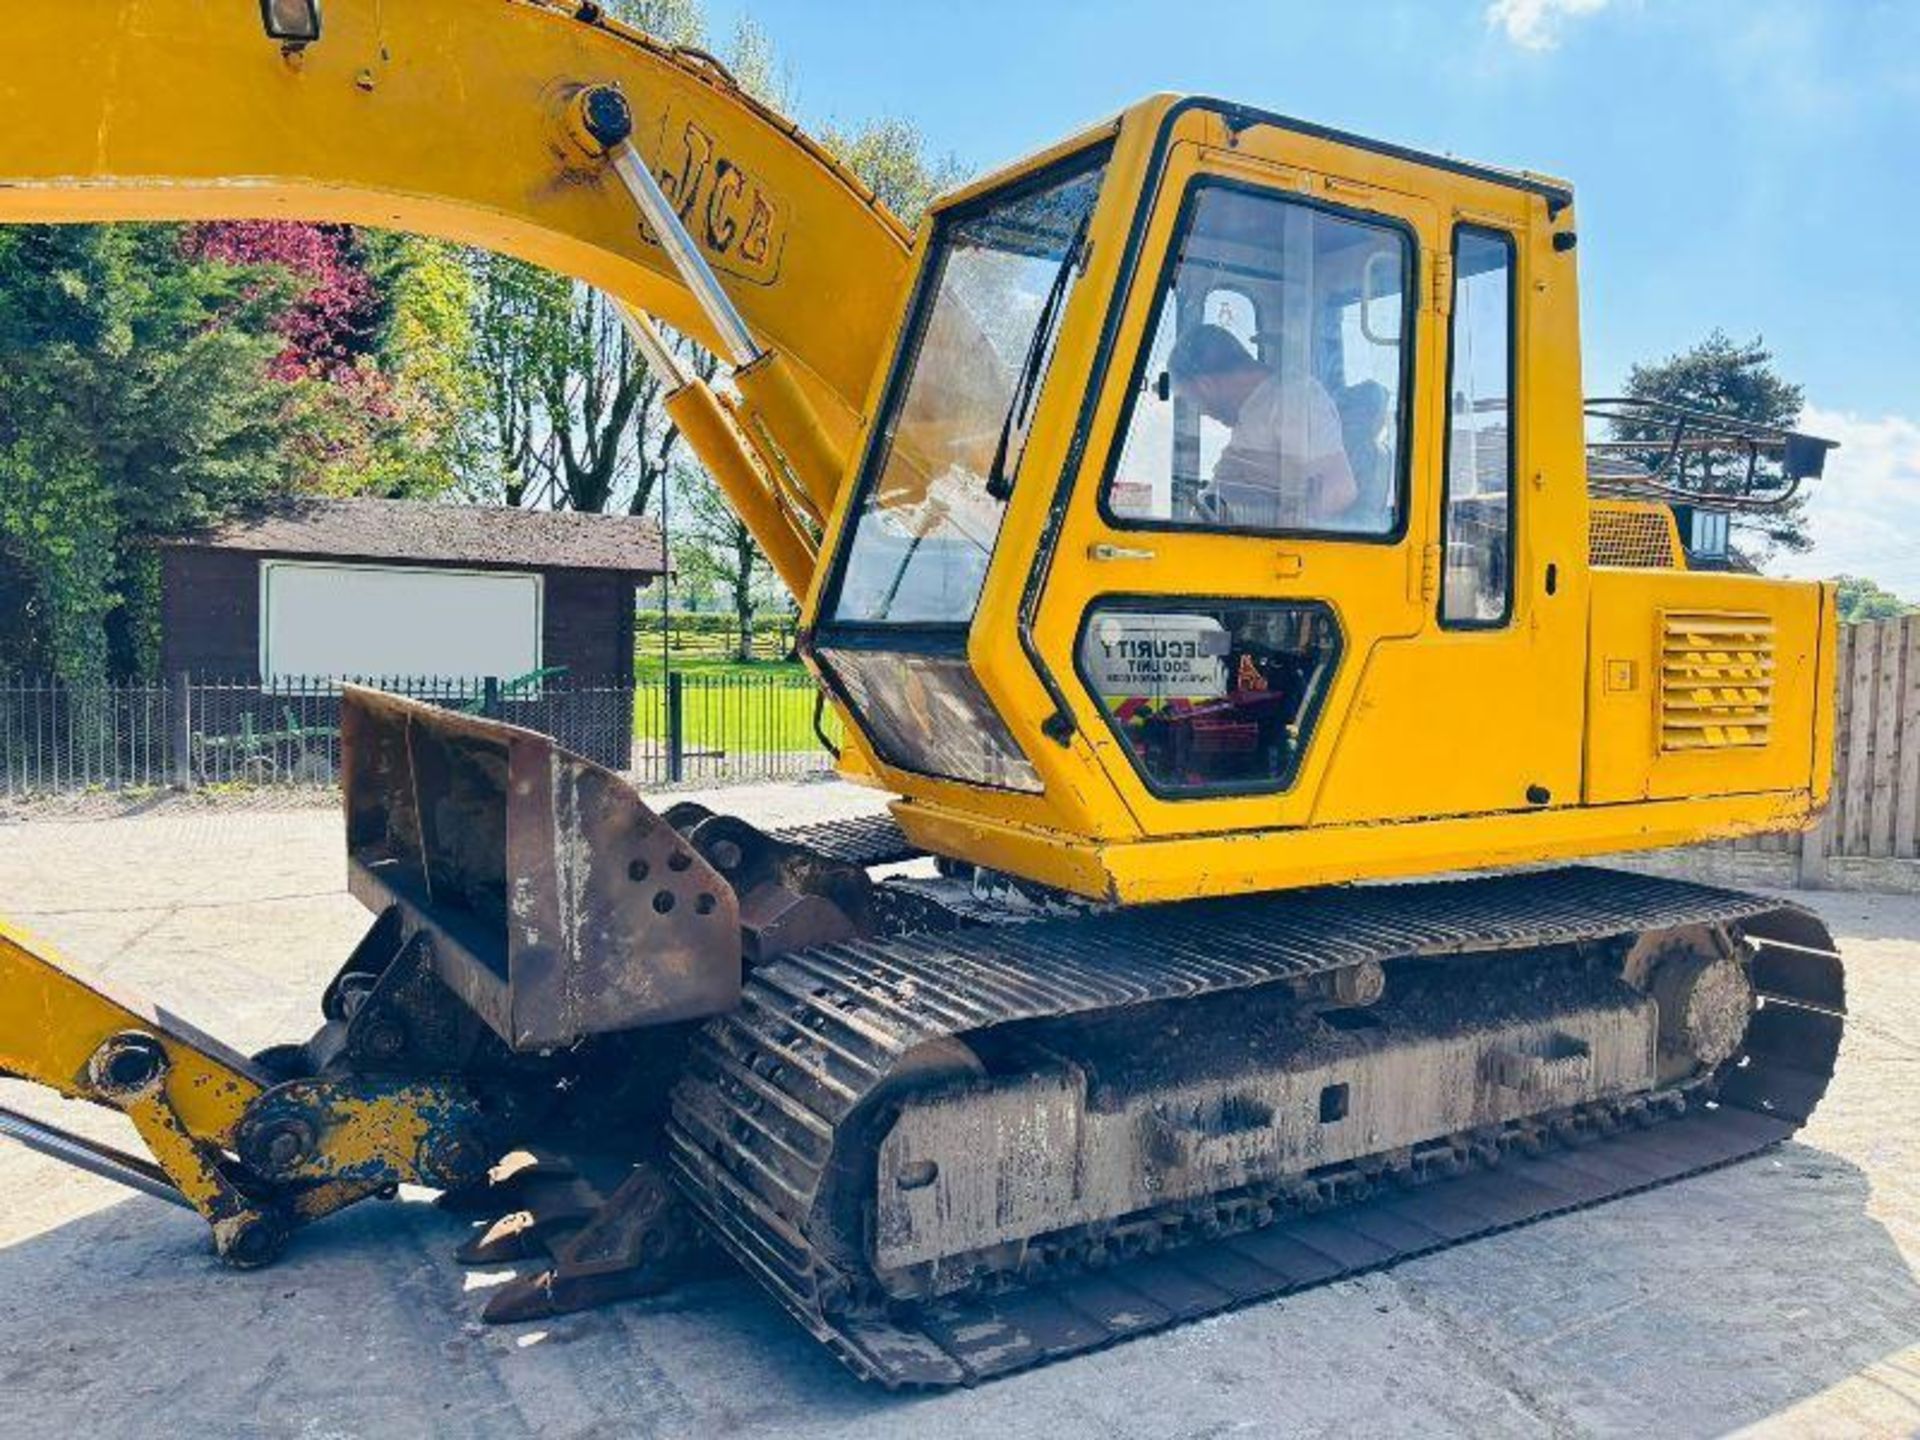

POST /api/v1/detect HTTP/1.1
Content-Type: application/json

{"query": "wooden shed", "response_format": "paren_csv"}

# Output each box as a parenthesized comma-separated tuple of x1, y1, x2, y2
(157, 497, 664, 684)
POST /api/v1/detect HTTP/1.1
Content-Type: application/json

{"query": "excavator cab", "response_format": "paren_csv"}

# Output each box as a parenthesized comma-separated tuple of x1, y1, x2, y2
(806, 112, 1402, 839)
(808, 97, 1838, 906)
(810, 113, 1423, 820)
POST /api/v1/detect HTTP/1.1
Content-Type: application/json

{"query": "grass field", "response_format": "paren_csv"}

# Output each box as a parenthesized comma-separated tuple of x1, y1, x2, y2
(630, 610, 825, 757)
(634, 611, 799, 669)
(631, 662, 833, 756)
(631, 656, 807, 681)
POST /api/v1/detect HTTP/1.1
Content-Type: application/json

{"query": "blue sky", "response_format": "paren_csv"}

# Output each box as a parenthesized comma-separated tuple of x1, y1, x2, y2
(707, 0, 1920, 588)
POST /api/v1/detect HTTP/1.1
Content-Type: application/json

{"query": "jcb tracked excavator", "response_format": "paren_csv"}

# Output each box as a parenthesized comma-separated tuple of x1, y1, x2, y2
(0, 2, 1847, 1388)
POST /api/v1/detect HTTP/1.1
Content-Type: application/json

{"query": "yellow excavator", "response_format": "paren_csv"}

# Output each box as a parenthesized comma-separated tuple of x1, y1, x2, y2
(0, 2, 1846, 1387)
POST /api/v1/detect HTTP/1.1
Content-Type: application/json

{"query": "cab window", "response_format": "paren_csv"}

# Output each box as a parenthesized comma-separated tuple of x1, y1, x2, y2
(830, 149, 1108, 626)
(1077, 600, 1342, 796)
(1104, 183, 1412, 538)
(1441, 226, 1516, 626)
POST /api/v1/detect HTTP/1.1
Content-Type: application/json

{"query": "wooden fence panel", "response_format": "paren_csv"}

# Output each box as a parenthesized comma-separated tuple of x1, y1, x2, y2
(1828, 623, 1855, 850)
(1843, 622, 1880, 856)
(1896, 616, 1920, 858)
(1870, 618, 1905, 856)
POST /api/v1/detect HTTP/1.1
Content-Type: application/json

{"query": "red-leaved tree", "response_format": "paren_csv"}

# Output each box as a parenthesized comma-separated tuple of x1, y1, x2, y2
(182, 222, 377, 381)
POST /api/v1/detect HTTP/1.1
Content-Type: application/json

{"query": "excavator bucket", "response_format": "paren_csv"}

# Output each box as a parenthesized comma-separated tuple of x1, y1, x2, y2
(338, 687, 741, 1052)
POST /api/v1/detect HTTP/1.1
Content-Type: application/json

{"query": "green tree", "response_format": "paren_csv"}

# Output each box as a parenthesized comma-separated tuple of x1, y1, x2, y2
(536, 285, 658, 514)
(1834, 575, 1915, 625)
(678, 450, 789, 662)
(1619, 330, 1808, 563)
(186, 224, 479, 501)
(0, 226, 297, 681)
(463, 253, 691, 518)
(604, 0, 704, 45)
(361, 233, 483, 496)
(819, 116, 968, 227)
(465, 252, 572, 506)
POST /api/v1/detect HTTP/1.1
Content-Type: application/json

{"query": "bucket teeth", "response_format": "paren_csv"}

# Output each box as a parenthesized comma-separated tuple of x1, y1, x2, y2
(458, 1158, 710, 1325)
(481, 1259, 698, 1324)
(481, 1271, 567, 1324)
(456, 1208, 588, 1266)
(451, 1166, 608, 1264)
(437, 1148, 577, 1215)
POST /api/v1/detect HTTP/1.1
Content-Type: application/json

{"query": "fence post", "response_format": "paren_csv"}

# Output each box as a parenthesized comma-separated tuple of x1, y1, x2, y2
(170, 671, 194, 791)
(482, 676, 502, 720)
(1796, 813, 1831, 890)
(667, 671, 685, 784)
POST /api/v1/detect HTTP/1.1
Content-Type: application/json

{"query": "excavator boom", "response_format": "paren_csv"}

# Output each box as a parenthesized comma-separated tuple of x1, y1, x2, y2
(0, 0, 912, 566)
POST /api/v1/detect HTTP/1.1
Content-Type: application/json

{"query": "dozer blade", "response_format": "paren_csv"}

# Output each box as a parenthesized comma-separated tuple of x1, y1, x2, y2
(340, 686, 742, 1052)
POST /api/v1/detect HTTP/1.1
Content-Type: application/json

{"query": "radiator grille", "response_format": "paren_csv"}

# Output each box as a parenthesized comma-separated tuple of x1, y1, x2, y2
(1590, 502, 1680, 568)
(1659, 611, 1775, 752)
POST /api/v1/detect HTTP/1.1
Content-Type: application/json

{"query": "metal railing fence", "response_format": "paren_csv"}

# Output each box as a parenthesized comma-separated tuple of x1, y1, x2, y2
(0, 670, 836, 799)
(0, 677, 175, 796)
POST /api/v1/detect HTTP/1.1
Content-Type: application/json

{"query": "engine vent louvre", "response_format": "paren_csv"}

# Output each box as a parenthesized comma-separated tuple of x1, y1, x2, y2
(1659, 611, 1775, 752)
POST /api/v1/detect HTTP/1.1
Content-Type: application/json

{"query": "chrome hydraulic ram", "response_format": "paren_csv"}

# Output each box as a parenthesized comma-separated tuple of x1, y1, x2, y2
(566, 84, 847, 517)
(0, 1103, 192, 1209)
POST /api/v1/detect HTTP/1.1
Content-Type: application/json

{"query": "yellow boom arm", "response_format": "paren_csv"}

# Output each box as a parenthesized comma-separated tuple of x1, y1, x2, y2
(0, 0, 916, 574)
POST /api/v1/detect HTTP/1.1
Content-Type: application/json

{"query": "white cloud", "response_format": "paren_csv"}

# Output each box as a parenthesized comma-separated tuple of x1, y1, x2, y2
(1780, 406, 1920, 595)
(1486, 0, 1612, 50)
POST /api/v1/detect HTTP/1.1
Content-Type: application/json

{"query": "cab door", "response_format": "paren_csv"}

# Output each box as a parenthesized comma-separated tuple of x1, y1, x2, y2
(1304, 202, 1589, 825)
(1032, 137, 1441, 836)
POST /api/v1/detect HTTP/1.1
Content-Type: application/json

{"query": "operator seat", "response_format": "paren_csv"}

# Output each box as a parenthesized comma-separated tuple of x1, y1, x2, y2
(1335, 380, 1394, 530)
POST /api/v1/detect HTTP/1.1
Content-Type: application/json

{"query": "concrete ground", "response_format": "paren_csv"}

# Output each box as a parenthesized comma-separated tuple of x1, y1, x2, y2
(2, 786, 1919, 1439)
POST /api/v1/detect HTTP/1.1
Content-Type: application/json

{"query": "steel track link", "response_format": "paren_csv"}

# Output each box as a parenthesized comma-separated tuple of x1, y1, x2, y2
(666, 866, 1845, 1387)
(766, 813, 922, 868)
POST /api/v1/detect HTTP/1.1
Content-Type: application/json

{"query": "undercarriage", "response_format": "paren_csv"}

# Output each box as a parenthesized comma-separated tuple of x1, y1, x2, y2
(663, 862, 1839, 1385)
(0, 695, 1845, 1389)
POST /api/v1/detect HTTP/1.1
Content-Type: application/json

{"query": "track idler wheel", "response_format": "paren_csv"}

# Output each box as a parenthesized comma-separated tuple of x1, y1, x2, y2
(1652, 950, 1753, 1072)
(1622, 922, 1758, 1082)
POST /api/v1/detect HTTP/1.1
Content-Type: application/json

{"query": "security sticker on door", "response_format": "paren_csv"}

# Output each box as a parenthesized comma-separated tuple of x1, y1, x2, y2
(1083, 613, 1231, 700)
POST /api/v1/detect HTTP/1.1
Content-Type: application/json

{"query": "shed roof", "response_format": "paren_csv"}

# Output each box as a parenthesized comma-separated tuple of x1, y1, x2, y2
(168, 498, 665, 575)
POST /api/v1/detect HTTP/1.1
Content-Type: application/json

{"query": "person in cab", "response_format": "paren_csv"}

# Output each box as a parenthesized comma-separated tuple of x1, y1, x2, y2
(1169, 323, 1359, 530)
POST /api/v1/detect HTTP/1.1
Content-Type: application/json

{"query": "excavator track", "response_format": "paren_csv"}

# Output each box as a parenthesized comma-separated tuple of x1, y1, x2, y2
(666, 866, 1843, 1388)
(766, 813, 922, 869)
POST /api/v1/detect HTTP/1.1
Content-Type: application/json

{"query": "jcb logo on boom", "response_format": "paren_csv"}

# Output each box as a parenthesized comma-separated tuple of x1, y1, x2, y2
(653, 113, 788, 287)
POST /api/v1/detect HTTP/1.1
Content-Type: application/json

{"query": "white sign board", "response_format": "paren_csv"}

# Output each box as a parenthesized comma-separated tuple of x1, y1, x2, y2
(261, 561, 542, 682)
(1081, 613, 1230, 701)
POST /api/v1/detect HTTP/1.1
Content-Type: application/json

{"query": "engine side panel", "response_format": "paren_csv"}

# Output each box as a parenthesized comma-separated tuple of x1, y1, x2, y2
(1585, 569, 1837, 806)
